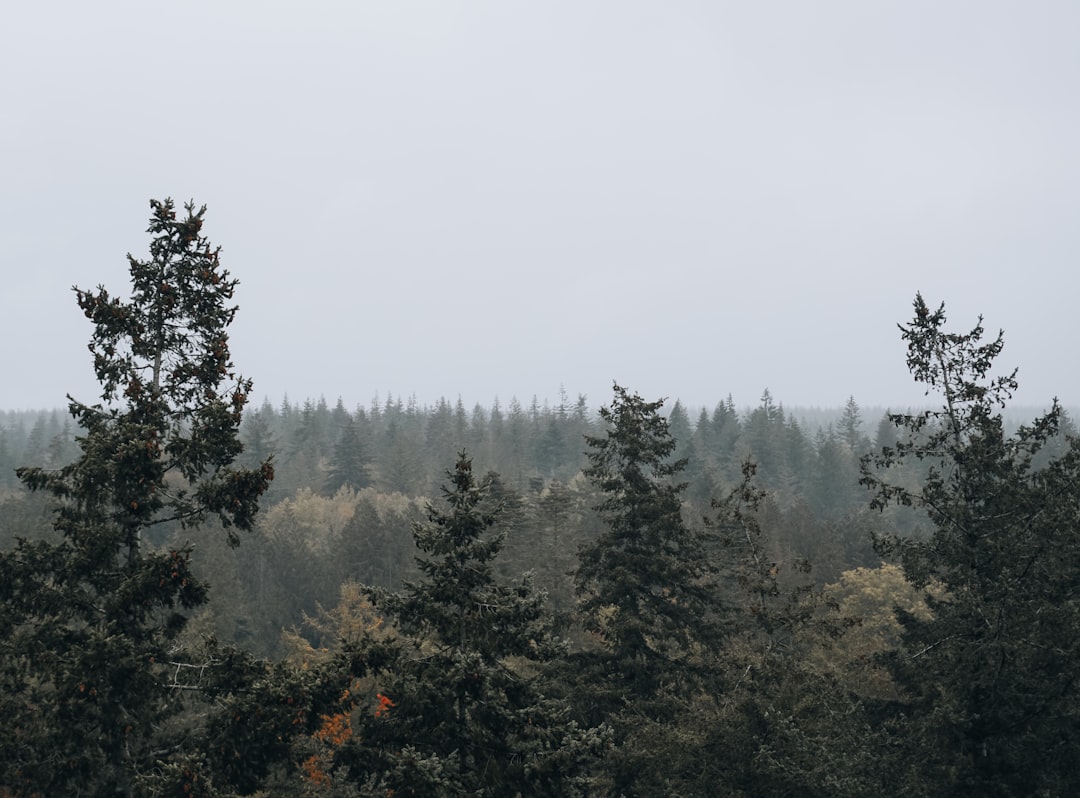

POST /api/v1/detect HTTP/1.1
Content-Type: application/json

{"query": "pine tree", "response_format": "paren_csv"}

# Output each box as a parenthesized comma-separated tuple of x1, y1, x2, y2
(352, 452, 606, 796)
(862, 294, 1080, 796)
(0, 198, 273, 795)
(325, 417, 373, 495)
(574, 384, 732, 711)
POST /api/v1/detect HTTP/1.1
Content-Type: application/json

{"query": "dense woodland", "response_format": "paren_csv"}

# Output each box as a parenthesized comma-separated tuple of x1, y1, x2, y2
(2, 201, 1080, 796)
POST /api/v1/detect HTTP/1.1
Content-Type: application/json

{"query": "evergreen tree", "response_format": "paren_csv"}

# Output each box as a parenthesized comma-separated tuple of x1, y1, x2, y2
(838, 394, 870, 455)
(0, 198, 273, 795)
(810, 425, 862, 518)
(863, 294, 1080, 796)
(424, 397, 459, 477)
(742, 389, 790, 491)
(325, 417, 373, 495)
(574, 385, 732, 715)
(530, 478, 586, 613)
(0, 425, 14, 491)
(379, 418, 423, 495)
(666, 398, 692, 464)
(350, 452, 606, 796)
(337, 495, 390, 587)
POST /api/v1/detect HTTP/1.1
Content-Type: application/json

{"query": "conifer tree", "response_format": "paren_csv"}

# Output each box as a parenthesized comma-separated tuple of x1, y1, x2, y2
(575, 384, 732, 711)
(0, 198, 273, 795)
(351, 452, 606, 796)
(862, 294, 1080, 796)
(324, 417, 372, 495)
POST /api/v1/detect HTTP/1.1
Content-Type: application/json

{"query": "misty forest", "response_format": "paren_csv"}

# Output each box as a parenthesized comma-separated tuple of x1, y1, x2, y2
(3, 200, 1079, 797)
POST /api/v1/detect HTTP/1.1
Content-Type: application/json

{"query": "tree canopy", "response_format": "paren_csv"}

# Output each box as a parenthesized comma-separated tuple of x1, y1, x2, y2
(5, 207, 1080, 798)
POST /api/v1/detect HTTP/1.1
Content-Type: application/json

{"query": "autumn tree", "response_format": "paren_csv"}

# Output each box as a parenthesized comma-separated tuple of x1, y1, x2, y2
(0, 199, 273, 795)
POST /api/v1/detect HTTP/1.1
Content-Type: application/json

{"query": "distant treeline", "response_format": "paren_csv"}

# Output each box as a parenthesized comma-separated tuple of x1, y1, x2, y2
(4, 391, 1075, 663)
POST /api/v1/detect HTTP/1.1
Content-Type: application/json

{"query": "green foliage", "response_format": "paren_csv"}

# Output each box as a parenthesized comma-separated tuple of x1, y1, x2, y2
(0, 199, 272, 795)
(568, 385, 742, 795)
(575, 385, 732, 708)
(863, 294, 1080, 796)
(325, 417, 373, 495)
(350, 452, 607, 796)
(15, 206, 1080, 797)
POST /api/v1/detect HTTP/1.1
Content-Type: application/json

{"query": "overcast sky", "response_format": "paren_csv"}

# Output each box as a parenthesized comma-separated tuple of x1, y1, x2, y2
(3, 1, 1077, 415)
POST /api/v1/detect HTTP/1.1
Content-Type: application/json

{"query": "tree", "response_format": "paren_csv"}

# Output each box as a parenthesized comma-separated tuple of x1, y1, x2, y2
(862, 294, 1080, 796)
(0, 198, 273, 795)
(325, 416, 373, 495)
(343, 452, 606, 796)
(838, 394, 871, 455)
(574, 385, 732, 718)
(664, 462, 869, 798)
(741, 388, 791, 491)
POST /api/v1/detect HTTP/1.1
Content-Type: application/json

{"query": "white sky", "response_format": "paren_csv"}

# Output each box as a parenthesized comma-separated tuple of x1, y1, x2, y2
(2, 1, 1078, 413)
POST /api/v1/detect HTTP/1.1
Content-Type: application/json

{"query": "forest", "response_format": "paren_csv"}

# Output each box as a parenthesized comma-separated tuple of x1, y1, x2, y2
(2, 200, 1079, 797)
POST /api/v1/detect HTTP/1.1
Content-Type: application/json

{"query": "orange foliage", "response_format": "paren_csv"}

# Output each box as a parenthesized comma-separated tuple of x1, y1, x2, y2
(375, 693, 396, 718)
(302, 755, 331, 788)
(314, 711, 353, 746)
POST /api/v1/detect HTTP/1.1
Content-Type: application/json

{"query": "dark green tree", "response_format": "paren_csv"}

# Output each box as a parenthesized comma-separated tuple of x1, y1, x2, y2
(348, 452, 606, 796)
(862, 294, 1080, 797)
(574, 384, 732, 717)
(325, 417, 373, 495)
(0, 198, 273, 795)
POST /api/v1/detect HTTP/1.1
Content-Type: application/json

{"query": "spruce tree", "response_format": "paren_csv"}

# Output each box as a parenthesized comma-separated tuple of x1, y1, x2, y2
(324, 417, 373, 495)
(575, 384, 732, 711)
(0, 199, 273, 795)
(351, 452, 606, 796)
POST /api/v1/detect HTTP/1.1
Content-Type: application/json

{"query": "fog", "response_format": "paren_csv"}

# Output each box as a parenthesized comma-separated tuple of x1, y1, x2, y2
(3, 1, 1077, 412)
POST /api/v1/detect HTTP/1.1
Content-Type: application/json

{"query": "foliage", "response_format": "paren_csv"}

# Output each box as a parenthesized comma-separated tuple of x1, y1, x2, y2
(347, 452, 608, 796)
(12, 200, 1080, 797)
(575, 385, 733, 709)
(0, 199, 272, 795)
(324, 418, 372, 495)
(862, 294, 1080, 796)
(566, 385, 745, 794)
(814, 563, 939, 701)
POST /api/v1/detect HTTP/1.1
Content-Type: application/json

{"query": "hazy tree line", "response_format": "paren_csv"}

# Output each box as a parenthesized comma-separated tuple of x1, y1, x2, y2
(2, 386, 901, 658)
(3, 200, 1080, 796)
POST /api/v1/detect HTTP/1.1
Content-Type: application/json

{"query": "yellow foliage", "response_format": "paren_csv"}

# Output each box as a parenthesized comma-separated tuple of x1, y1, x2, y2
(260, 487, 359, 555)
(813, 563, 945, 700)
(258, 486, 426, 558)
(282, 581, 393, 668)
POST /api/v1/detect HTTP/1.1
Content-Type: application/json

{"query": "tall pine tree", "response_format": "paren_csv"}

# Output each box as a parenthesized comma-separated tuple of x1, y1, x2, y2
(863, 294, 1080, 796)
(0, 198, 273, 795)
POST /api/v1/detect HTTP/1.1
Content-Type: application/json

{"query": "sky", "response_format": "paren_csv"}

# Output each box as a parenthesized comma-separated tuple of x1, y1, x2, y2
(2, 1, 1078, 415)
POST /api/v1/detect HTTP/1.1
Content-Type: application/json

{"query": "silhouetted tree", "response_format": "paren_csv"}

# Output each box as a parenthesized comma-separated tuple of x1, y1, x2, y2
(572, 385, 732, 796)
